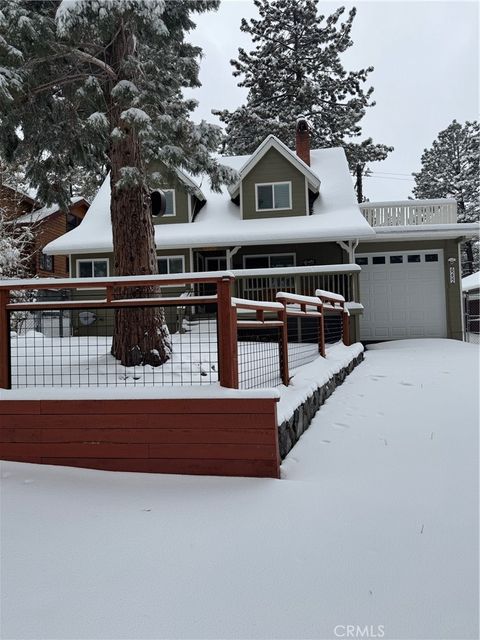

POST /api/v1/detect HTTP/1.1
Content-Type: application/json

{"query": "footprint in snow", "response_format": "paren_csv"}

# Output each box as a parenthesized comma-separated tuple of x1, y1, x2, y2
(399, 381, 414, 386)
(320, 440, 331, 444)
(333, 422, 350, 430)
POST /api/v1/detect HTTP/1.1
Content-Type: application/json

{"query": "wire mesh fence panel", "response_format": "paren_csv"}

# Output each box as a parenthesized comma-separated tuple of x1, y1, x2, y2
(324, 313, 343, 345)
(9, 303, 219, 388)
(237, 327, 282, 389)
(465, 314, 480, 344)
(286, 316, 320, 371)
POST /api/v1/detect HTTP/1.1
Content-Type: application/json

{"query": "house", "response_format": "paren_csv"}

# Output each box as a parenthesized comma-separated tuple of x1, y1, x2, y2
(0, 182, 89, 279)
(14, 197, 89, 278)
(43, 120, 479, 342)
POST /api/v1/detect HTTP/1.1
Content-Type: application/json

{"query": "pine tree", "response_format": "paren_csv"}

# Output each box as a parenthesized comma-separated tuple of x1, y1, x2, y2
(413, 120, 480, 275)
(213, 0, 392, 201)
(0, 0, 235, 367)
(0, 211, 34, 332)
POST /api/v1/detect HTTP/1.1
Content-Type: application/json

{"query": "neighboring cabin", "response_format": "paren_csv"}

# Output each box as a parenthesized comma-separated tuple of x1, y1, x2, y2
(0, 183, 89, 279)
(44, 119, 480, 343)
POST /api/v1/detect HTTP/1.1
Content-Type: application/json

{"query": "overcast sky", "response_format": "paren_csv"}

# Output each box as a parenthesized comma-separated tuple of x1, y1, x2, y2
(186, 0, 479, 202)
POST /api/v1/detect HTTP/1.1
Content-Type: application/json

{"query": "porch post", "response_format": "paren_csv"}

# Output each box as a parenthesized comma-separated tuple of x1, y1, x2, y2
(217, 276, 238, 388)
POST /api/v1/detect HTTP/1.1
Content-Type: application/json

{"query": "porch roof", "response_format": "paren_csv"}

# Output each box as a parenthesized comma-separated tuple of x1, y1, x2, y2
(44, 146, 374, 256)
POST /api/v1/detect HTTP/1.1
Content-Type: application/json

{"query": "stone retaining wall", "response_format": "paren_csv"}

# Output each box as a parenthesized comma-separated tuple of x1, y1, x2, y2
(278, 352, 364, 459)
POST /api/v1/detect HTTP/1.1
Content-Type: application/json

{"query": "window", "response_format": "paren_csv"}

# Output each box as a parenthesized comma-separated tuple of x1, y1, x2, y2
(355, 257, 368, 265)
(151, 189, 175, 217)
(390, 255, 403, 264)
(408, 254, 421, 263)
(255, 182, 291, 211)
(425, 254, 439, 262)
(157, 255, 185, 275)
(243, 253, 295, 269)
(39, 252, 54, 272)
(163, 190, 175, 216)
(77, 259, 109, 278)
(372, 256, 386, 265)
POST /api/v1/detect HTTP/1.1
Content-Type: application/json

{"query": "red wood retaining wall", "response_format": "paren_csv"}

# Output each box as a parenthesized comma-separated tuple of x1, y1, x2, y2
(0, 397, 280, 478)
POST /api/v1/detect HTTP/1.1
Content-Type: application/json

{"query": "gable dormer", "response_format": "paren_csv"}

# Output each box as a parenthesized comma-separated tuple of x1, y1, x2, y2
(228, 135, 320, 220)
(148, 164, 206, 225)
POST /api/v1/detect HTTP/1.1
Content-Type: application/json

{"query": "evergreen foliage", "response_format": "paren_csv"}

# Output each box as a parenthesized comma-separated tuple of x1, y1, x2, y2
(0, 0, 235, 367)
(0, 0, 234, 209)
(413, 120, 479, 274)
(213, 0, 392, 199)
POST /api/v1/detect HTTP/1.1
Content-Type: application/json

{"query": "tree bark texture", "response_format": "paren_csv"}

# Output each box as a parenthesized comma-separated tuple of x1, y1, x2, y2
(107, 21, 171, 367)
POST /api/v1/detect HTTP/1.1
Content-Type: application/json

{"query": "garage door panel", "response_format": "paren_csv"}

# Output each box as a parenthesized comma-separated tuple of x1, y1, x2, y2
(358, 250, 447, 340)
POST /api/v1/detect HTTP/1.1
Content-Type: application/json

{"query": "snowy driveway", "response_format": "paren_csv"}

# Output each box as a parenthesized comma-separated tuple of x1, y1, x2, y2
(1, 339, 478, 639)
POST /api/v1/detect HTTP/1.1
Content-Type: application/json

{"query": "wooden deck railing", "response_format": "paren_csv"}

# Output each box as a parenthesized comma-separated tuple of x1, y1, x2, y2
(360, 198, 457, 226)
(0, 272, 351, 391)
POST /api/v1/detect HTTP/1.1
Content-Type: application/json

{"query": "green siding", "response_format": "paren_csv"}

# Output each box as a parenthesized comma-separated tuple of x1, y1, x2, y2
(152, 176, 190, 225)
(147, 160, 190, 224)
(241, 148, 307, 219)
(70, 249, 191, 334)
(357, 239, 463, 340)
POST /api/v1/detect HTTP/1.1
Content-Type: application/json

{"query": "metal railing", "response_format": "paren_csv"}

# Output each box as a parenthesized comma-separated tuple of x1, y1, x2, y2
(360, 198, 457, 226)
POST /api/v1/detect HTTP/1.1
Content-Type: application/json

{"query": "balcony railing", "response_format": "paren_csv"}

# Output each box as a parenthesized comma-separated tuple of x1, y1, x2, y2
(231, 264, 360, 304)
(360, 198, 457, 226)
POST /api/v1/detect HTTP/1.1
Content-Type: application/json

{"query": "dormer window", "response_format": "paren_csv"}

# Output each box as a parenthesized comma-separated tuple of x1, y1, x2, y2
(255, 182, 291, 211)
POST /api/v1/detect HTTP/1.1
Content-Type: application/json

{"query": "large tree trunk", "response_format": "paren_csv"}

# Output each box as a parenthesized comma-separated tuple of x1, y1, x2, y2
(107, 21, 171, 367)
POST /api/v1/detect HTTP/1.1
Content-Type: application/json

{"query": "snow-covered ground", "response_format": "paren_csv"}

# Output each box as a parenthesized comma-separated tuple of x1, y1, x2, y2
(1, 339, 478, 639)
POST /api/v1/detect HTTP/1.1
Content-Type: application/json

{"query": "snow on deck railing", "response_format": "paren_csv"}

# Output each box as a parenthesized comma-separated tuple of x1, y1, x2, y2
(360, 199, 457, 226)
(0, 273, 352, 392)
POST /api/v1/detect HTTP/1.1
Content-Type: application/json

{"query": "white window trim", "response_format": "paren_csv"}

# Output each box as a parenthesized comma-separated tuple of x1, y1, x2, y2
(76, 258, 109, 279)
(242, 252, 296, 269)
(157, 254, 185, 276)
(255, 181, 292, 212)
(162, 189, 176, 217)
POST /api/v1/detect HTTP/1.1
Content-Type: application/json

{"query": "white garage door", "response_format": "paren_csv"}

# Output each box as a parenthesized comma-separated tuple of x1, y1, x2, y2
(357, 250, 447, 340)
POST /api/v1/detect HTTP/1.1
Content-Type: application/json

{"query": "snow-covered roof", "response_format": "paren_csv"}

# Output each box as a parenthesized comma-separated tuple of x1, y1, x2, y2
(44, 145, 374, 255)
(228, 134, 321, 197)
(16, 196, 88, 224)
(462, 271, 480, 292)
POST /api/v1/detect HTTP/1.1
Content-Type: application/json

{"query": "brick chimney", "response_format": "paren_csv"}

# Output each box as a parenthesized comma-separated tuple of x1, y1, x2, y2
(295, 116, 311, 166)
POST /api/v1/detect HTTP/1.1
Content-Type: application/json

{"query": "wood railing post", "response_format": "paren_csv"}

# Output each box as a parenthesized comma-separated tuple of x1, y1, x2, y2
(342, 306, 350, 346)
(0, 289, 12, 389)
(217, 277, 238, 388)
(279, 305, 290, 386)
(318, 301, 326, 357)
(231, 305, 238, 388)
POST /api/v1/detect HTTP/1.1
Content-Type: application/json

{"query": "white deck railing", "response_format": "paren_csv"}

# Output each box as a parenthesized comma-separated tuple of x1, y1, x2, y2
(231, 264, 360, 304)
(360, 198, 457, 226)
